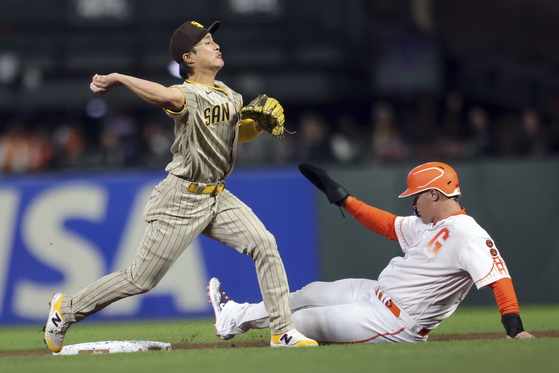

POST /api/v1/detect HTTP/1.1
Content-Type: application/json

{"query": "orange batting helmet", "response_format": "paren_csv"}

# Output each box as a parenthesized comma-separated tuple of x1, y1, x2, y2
(399, 162, 461, 198)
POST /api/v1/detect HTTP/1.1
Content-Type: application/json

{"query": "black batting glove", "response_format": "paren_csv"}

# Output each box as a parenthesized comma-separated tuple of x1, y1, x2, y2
(299, 163, 350, 206)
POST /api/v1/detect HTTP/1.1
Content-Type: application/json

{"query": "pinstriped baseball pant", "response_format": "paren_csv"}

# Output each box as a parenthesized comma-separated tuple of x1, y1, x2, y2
(60, 174, 294, 334)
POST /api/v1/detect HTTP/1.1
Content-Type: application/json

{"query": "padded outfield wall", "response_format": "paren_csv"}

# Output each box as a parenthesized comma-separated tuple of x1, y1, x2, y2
(0, 168, 319, 325)
(0, 159, 557, 325)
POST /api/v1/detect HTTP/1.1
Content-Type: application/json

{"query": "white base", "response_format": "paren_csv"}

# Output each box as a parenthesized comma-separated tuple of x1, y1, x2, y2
(54, 340, 172, 355)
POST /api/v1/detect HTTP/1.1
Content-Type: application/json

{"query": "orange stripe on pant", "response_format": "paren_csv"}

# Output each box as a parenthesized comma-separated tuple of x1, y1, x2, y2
(375, 288, 431, 337)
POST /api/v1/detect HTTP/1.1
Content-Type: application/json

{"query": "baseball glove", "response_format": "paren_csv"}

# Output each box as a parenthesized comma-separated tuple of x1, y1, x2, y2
(240, 94, 285, 138)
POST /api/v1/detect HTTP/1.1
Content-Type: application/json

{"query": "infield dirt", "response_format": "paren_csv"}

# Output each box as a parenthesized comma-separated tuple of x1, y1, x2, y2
(1, 331, 557, 358)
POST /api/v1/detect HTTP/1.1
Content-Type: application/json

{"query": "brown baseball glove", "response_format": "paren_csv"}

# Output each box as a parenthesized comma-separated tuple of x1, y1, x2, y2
(240, 94, 286, 138)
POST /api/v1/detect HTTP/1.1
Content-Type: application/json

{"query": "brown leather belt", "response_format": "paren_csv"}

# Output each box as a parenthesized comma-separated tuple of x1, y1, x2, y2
(375, 288, 431, 337)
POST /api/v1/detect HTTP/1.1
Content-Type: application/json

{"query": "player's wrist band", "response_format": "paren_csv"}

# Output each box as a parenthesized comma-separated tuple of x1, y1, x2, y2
(501, 312, 524, 338)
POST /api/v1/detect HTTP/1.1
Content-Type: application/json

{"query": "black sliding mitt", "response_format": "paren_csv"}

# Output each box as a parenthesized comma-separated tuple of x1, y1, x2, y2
(299, 163, 350, 206)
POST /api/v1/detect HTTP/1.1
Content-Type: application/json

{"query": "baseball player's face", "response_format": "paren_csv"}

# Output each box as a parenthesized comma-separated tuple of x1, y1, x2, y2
(192, 34, 224, 71)
(413, 190, 434, 223)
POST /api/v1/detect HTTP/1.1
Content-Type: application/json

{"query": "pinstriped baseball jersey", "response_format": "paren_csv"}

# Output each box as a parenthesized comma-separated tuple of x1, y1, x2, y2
(165, 79, 243, 183)
(383, 211, 510, 330)
(46, 20, 309, 349)
(58, 77, 297, 337)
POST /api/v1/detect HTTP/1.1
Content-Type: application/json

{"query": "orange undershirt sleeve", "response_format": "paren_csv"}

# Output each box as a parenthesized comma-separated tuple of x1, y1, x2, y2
(489, 278, 520, 316)
(343, 196, 398, 241)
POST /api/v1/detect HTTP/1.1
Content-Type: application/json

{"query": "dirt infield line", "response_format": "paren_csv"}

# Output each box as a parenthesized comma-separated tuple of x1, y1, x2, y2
(2, 331, 557, 357)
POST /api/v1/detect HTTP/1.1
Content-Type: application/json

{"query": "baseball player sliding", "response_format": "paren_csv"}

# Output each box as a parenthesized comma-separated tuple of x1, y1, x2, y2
(208, 162, 535, 343)
(43, 20, 318, 352)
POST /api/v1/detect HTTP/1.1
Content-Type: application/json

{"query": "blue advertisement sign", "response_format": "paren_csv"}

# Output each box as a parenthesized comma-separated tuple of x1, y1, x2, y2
(0, 168, 318, 324)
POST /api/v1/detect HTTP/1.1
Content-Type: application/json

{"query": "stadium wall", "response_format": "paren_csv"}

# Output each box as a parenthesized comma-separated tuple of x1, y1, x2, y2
(1, 159, 557, 325)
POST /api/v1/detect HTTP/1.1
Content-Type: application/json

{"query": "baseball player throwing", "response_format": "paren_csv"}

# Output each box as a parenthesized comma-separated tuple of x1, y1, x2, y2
(43, 20, 317, 352)
(207, 162, 535, 343)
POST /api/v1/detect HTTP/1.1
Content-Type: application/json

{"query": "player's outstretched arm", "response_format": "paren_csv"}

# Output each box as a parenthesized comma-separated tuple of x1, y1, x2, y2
(90, 73, 185, 112)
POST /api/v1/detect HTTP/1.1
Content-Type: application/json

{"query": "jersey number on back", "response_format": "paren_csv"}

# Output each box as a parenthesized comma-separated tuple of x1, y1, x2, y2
(423, 228, 449, 258)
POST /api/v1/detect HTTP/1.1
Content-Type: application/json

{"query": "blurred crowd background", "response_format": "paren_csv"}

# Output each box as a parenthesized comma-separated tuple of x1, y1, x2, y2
(2, 0, 559, 173)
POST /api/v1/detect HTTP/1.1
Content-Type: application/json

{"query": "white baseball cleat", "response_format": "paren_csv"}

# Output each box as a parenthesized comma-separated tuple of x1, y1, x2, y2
(207, 277, 234, 340)
(270, 328, 318, 347)
(43, 293, 71, 353)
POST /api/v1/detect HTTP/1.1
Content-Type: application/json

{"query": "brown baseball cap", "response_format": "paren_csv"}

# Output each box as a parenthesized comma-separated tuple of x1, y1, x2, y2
(169, 21, 220, 63)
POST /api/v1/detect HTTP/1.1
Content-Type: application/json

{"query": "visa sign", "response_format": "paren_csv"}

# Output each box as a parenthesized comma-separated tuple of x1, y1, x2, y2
(0, 170, 318, 324)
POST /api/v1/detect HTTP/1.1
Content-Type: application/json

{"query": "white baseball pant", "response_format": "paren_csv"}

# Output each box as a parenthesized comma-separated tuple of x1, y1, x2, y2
(216, 279, 428, 343)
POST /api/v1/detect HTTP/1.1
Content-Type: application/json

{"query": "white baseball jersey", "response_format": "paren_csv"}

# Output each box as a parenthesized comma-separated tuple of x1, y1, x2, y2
(214, 210, 511, 343)
(381, 210, 510, 330)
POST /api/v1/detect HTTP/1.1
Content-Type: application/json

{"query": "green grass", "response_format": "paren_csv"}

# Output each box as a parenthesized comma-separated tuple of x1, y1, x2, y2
(1, 305, 558, 373)
(3, 340, 559, 373)
(431, 303, 559, 335)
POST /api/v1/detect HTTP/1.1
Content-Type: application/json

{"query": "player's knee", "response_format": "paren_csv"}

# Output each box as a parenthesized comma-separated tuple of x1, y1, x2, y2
(247, 234, 277, 259)
(250, 247, 283, 268)
(126, 267, 161, 294)
(257, 232, 277, 250)
(136, 281, 158, 294)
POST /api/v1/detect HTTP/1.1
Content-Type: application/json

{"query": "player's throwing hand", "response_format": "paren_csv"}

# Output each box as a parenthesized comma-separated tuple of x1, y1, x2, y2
(90, 73, 119, 95)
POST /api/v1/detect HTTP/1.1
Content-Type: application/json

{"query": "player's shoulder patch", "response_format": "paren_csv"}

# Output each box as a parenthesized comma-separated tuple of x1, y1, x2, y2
(484, 239, 500, 257)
